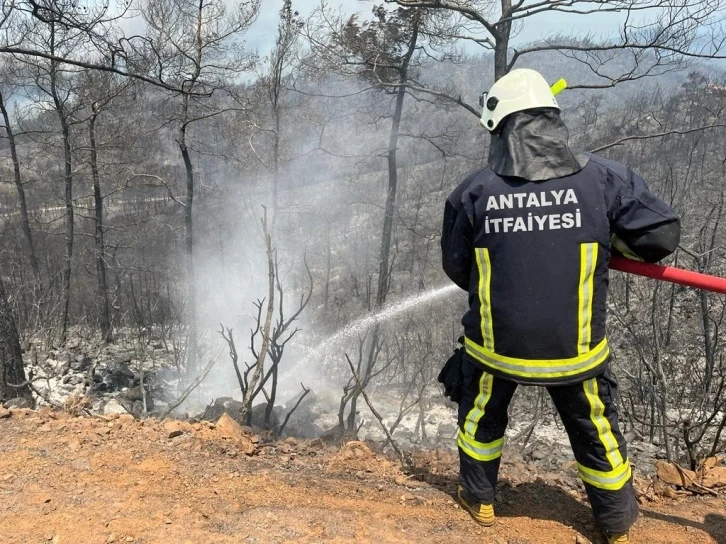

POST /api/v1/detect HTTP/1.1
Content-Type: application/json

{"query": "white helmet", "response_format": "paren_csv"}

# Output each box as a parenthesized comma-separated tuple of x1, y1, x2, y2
(479, 69, 560, 132)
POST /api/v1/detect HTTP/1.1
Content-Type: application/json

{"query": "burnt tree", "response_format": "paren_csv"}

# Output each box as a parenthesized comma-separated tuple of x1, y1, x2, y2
(0, 276, 31, 402)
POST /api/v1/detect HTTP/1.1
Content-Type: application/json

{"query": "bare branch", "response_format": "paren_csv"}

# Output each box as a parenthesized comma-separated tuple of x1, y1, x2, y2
(345, 352, 411, 470)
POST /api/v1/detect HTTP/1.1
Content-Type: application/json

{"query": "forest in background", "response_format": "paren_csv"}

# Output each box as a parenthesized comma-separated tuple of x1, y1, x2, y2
(0, 0, 725, 469)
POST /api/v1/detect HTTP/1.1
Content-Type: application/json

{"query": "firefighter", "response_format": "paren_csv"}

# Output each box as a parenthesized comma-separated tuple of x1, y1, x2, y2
(439, 69, 681, 544)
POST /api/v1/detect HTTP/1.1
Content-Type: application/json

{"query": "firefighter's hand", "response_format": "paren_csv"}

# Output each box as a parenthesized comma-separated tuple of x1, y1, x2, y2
(438, 346, 464, 403)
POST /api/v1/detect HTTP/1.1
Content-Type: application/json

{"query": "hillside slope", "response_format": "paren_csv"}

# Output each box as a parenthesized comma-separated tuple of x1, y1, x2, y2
(0, 409, 724, 544)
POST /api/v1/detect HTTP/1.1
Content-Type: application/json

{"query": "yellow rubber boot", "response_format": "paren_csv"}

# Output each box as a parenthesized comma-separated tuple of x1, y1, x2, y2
(608, 533, 630, 544)
(456, 485, 495, 527)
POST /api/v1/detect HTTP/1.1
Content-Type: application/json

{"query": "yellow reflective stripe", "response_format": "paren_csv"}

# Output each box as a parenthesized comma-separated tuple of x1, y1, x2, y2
(580, 377, 631, 491)
(463, 371, 494, 437)
(464, 336, 609, 380)
(460, 372, 501, 462)
(578, 243, 598, 355)
(578, 460, 632, 491)
(611, 234, 643, 262)
(584, 378, 624, 470)
(457, 430, 504, 462)
(475, 248, 494, 351)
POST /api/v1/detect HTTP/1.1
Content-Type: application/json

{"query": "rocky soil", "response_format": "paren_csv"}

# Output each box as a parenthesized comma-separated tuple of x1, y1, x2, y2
(8, 334, 703, 483)
(17, 333, 178, 417)
(1, 407, 725, 544)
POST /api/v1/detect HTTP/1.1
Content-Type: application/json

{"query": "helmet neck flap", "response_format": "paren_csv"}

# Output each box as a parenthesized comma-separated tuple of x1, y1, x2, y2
(488, 109, 589, 182)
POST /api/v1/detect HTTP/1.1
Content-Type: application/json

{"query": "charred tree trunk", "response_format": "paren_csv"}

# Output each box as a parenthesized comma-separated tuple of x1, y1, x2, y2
(375, 17, 418, 309)
(89, 105, 112, 343)
(58, 96, 73, 346)
(699, 196, 722, 396)
(271, 105, 280, 231)
(240, 213, 275, 426)
(0, 91, 39, 278)
(268, 0, 296, 233)
(376, 84, 405, 309)
(264, 361, 279, 426)
(324, 219, 331, 308)
(177, 0, 206, 372)
(417, 395, 428, 442)
(699, 287, 715, 393)
(178, 114, 198, 371)
(346, 325, 381, 432)
(346, 13, 420, 433)
(49, 33, 74, 346)
(649, 283, 672, 461)
(0, 276, 31, 402)
(493, 0, 512, 81)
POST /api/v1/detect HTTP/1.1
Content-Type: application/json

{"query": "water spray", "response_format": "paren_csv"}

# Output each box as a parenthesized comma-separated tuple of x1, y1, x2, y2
(296, 284, 460, 369)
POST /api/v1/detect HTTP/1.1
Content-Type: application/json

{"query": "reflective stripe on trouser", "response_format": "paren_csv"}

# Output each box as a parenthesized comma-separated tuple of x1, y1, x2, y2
(548, 371, 639, 535)
(457, 360, 517, 504)
(580, 378, 631, 490)
(457, 358, 639, 534)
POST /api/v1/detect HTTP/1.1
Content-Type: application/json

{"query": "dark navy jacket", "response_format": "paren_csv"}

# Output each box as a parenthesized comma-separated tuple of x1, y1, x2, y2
(441, 154, 680, 385)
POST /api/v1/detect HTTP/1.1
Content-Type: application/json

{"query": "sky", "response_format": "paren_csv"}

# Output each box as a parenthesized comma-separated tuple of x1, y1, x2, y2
(244, 0, 629, 54)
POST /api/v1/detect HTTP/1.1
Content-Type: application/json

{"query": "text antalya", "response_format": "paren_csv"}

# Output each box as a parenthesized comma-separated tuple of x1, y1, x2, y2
(484, 189, 581, 234)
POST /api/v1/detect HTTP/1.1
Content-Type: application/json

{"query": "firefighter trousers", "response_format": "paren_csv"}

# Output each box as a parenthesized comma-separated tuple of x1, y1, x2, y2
(457, 358, 639, 535)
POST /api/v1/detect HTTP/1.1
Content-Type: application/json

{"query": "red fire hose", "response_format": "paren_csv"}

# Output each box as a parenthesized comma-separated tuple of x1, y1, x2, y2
(609, 256, 726, 295)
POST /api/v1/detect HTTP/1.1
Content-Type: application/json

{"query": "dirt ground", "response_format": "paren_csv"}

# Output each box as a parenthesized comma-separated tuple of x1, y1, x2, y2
(0, 409, 724, 544)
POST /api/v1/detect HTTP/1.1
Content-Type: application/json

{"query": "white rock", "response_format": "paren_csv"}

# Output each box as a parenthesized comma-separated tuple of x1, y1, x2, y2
(103, 399, 128, 415)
